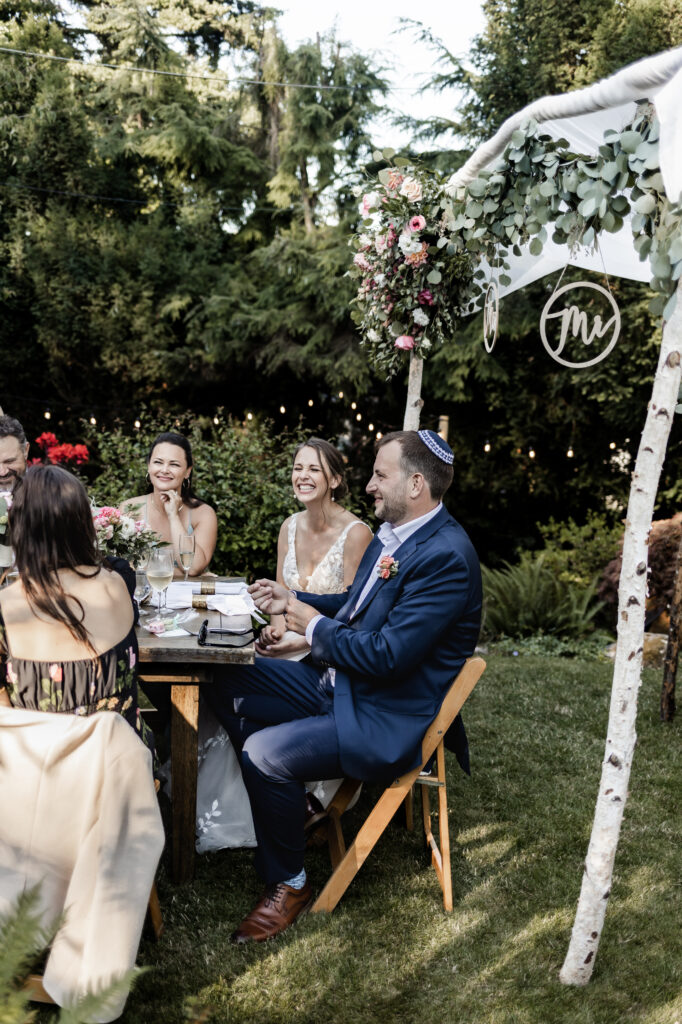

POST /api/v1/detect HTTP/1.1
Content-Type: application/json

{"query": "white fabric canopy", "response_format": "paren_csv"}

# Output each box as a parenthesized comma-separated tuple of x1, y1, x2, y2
(447, 47, 682, 297)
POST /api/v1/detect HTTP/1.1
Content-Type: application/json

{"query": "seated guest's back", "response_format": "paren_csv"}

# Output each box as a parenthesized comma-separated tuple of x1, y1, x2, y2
(0, 465, 153, 756)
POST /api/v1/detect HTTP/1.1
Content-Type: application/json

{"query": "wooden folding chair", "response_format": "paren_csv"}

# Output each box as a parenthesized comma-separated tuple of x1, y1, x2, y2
(311, 656, 485, 914)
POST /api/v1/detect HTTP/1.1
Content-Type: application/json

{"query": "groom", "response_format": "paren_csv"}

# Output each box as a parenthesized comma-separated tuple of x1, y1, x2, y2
(203, 429, 482, 942)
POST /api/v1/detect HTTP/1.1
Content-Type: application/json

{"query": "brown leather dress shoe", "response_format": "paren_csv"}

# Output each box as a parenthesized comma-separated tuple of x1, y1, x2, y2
(231, 881, 313, 943)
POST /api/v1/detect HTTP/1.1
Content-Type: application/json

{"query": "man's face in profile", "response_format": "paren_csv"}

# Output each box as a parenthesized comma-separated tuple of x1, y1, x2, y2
(0, 435, 29, 491)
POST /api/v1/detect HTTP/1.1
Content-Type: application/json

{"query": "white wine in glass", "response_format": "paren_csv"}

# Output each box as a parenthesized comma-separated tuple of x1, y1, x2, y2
(146, 548, 174, 616)
(178, 532, 195, 582)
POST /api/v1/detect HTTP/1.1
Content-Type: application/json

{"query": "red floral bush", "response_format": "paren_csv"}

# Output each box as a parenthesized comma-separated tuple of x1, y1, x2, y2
(32, 433, 89, 467)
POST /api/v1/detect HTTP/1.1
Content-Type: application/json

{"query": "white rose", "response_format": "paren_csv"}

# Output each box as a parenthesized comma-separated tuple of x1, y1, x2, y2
(413, 308, 430, 326)
(120, 517, 136, 539)
(361, 191, 381, 216)
(352, 184, 363, 197)
(399, 177, 423, 202)
(374, 273, 386, 286)
(420, 337, 432, 349)
(398, 232, 422, 256)
(367, 329, 381, 342)
(358, 233, 372, 250)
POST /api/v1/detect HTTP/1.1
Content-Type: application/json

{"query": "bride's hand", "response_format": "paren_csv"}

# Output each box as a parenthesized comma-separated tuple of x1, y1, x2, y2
(258, 624, 282, 647)
(256, 632, 310, 659)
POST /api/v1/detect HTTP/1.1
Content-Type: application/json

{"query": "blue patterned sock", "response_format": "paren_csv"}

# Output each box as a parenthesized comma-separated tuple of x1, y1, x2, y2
(282, 868, 306, 890)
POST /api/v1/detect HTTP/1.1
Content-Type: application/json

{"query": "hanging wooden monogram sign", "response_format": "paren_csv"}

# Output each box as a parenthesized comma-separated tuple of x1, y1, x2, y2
(539, 281, 621, 369)
(482, 282, 499, 353)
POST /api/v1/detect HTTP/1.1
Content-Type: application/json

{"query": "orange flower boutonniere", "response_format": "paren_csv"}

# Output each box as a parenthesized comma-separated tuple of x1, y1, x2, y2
(377, 555, 399, 580)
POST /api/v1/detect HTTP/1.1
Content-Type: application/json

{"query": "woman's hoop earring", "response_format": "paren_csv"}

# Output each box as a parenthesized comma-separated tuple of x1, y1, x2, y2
(145, 472, 151, 485)
(182, 477, 190, 492)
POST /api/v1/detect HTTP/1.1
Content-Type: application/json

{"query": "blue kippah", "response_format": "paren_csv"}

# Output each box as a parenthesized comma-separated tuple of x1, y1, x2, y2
(418, 429, 454, 465)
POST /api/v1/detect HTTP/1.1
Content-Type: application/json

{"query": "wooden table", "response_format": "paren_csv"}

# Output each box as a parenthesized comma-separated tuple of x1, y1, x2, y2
(137, 608, 255, 883)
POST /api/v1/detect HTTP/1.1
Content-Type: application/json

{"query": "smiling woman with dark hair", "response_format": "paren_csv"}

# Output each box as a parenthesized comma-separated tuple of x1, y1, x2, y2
(0, 465, 153, 757)
(121, 431, 218, 577)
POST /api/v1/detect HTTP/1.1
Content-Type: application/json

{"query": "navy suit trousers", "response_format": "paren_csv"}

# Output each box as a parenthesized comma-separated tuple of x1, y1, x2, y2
(202, 660, 343, 885)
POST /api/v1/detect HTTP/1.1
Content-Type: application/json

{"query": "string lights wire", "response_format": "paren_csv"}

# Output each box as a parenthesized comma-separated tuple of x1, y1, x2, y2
(0, 44, 412, 93)
(0, 179, 286, 212)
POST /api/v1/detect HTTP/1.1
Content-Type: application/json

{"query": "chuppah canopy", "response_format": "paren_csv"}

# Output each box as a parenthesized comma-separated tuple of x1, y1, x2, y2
(438, 45, 682, 988)
(447, 46, 682, 297)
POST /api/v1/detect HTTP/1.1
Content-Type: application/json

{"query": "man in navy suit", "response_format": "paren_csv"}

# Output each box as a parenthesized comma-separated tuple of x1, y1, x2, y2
(203, 429, 482, 942)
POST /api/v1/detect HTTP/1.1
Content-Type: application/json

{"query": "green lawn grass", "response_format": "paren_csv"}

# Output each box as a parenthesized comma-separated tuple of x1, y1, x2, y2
(40, 656, 682, 1023)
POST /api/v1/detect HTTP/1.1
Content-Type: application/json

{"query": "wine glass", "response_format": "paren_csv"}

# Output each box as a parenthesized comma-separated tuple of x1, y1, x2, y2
(146, 547, 174, 617)
(178, 533, 195, 582)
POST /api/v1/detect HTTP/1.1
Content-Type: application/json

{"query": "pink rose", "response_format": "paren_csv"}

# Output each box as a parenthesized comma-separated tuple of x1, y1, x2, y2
(386, 225, 397, 247)
(353, 252, 371, 271)
(129, 648, 136, 669)
(49, 664, 63, 683)
(418, 289, 435, 305)
(409, 215, 426, 232)
(394, 335, 415, 350)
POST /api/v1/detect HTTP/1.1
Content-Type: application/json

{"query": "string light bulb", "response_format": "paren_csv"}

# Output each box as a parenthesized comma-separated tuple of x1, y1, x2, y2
(308, 399, 314, 407)
(356, 413, 362, 421)
(213, 415, 219, 425)
(529, 448, 536, 459)
(246, 412, 253, 421)
(351, 402, 357, 410)
(567, 447, 574, 458)
(89, 416, 97, 426)
(134, 419, 141, 429)
(484, 442, 491, 453)
(338, 391, 344, 399)
(44, 410, 51, 420)
(279, 405, 286, 414)
(376, 431, 383, 440)
(609, 441, 616, 450)
(368, 423, 374, 431)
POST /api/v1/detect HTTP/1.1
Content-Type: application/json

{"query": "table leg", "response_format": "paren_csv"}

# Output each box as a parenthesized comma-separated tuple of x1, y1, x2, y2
(170, 684, 200, 883)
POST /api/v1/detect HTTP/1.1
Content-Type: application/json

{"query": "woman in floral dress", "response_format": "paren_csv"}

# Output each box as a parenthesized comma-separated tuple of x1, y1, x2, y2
(0, 465, 153, 759)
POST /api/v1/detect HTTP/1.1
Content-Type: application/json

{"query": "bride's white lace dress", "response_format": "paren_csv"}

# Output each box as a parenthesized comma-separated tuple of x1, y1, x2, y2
(195, 515, 371, 852)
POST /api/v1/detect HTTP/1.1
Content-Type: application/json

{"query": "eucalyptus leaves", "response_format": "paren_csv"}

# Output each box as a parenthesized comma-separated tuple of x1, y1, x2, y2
(351, 105, 682, 374)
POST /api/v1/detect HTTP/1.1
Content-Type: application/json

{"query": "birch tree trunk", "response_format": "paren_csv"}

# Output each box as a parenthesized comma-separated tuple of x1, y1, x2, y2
(403, 351, 424, 430)
(560, 290, 682, 985)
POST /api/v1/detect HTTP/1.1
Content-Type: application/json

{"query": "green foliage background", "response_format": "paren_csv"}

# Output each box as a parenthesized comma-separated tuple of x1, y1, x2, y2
(4, 0, 682, 566)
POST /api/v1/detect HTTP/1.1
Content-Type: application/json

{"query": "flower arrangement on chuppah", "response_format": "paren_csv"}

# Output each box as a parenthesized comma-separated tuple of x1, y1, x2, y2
(93, 507, 163, 567)
(349, 153, 475, 376)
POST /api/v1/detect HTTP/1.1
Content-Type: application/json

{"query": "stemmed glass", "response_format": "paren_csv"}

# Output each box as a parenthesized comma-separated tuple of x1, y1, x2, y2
(178, 533, 195, 582)
(146, 547, 174, 618)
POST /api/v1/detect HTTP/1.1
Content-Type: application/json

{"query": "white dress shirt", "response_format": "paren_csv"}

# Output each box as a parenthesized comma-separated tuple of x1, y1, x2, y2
(304, 502, 443, 646)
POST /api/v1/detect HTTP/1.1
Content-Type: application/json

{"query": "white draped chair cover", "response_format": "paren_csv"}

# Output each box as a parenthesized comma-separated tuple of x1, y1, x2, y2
(0, 708, 165, 1023)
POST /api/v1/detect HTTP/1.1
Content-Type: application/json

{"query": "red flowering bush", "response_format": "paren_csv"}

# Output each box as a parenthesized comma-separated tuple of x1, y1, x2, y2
(32, 433, 89, 468)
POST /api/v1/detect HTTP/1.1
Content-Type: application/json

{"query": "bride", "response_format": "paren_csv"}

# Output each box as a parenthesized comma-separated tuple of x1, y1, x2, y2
(196, 438, 372, 851)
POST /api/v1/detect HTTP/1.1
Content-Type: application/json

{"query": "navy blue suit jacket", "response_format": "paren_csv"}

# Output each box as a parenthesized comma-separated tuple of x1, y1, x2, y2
(296, 506, 482, 784)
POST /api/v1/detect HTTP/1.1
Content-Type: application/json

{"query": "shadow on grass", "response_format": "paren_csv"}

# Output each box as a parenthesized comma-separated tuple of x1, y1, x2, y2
(37, 657, 681, 1024)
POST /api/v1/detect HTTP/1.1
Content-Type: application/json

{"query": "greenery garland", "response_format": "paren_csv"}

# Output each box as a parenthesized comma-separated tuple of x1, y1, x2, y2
(351, 103, 682, 375)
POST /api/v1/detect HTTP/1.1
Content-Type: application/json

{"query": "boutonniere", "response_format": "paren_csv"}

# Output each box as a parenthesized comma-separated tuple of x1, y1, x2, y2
(377, 555, 399, 580)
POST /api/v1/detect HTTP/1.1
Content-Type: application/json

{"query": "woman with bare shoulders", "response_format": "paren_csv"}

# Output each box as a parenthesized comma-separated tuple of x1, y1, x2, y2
(121, 432, 217, 578)
(195, 438, 371, 852)
(256, 437, 372, 659)
(0, 465, 153, 757)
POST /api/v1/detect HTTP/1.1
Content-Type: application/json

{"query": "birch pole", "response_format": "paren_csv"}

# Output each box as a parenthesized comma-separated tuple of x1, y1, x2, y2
(403, 351, 424, 430)
(560, 284, 682, 985)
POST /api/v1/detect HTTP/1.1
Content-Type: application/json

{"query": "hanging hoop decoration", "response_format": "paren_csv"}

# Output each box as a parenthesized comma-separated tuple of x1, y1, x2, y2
(482, 281, 500, 353)
(539, 281, 621, 369)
